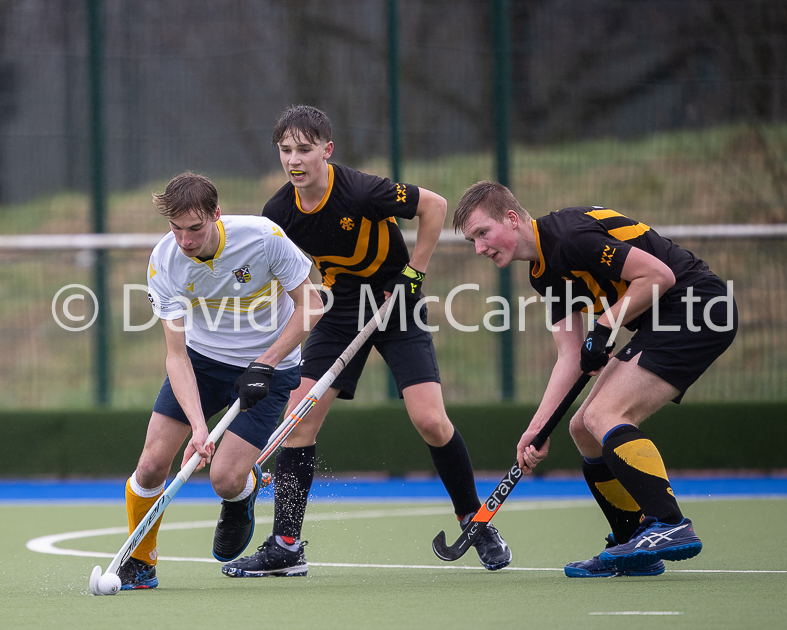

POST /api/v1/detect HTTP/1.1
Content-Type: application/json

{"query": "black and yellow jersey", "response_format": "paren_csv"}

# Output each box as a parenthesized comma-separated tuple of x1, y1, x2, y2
(529, 207, 713, 329)
(263, 163, 420, 316)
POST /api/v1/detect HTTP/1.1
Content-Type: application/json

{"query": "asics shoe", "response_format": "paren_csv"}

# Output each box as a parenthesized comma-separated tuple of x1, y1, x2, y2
(118, 557, 158, 590)
(222, 534, 308, 577)
(599, 517, 702, 571)
(212, 464, 263, 562)
(565, 535, 665, 578)
(460, 512, 512, 571)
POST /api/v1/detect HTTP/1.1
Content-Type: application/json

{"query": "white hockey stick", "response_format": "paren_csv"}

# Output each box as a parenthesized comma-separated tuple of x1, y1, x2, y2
(89, 400, 242, 595)
(89, 297, 392, 595)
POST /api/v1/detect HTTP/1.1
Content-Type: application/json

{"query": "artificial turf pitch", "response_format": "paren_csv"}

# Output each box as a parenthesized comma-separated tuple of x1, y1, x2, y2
(2, 496, 785, 629)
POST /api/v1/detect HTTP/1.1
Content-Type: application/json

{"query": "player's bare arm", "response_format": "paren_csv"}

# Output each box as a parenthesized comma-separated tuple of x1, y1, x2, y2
(384, 188, 446, 304)
(517, 312, 585, 472)
(408, 187, 447, 274)
(161, 319, 213, 469)
(596, 247, 676, 329)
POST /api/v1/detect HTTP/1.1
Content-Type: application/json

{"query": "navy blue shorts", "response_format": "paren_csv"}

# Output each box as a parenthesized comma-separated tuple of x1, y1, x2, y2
(616, 274, 738, 403)
(301, 303, 440, 400)
(153, 347, 301, 450)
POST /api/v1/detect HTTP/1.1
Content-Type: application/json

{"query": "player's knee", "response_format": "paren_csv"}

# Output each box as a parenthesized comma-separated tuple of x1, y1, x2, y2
(569, 410, 602, 452)
(412, 411, 452, 444)
(582, 403, 619, 443)
(209, 465, 247, 499)
(568, 411, 588, 443)
(134, 456, 168, 489)
(210, 476, 237, 500)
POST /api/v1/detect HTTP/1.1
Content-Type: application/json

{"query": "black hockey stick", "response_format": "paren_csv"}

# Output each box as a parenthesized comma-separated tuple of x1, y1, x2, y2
(432, 372, 592, 562)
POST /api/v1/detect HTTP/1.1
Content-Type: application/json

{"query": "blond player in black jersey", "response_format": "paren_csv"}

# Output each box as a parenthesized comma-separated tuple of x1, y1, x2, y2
(453, 181, 737, 578)
(221, 106, 511, 578)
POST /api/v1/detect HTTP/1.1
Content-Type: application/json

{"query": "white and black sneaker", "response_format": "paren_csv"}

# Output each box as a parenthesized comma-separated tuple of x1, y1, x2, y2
(221, 534, 308, 577)
(460, 512, 512, 571)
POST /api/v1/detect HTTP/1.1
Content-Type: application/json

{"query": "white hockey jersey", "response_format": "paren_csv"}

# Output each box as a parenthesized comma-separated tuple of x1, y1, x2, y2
(146, 215, 311, 369)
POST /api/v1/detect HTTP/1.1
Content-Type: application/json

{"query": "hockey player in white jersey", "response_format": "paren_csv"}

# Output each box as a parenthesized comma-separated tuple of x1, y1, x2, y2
(120, 171, 322, 590)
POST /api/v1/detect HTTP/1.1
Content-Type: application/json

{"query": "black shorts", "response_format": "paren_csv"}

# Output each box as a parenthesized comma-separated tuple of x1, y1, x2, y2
(616, 274, 738, 403)
(301, 302, 440, 400)
(153, 347, 301, 449)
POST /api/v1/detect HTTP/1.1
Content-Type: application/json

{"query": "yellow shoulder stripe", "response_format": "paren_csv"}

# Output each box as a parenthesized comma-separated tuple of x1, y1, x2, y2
(608, 223, 651, 241)
(585, 208, 622, 220)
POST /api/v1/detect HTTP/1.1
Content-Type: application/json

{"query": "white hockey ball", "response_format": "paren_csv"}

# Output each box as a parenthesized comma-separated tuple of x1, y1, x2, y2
(97, 573, 122, 596)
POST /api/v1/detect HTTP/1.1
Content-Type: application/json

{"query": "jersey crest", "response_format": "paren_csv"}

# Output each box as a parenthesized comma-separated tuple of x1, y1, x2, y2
(233, 265, 252, 283)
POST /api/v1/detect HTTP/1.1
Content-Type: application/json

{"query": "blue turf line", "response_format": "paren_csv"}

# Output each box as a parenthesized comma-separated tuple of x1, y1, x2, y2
(1, 475, 786, 503)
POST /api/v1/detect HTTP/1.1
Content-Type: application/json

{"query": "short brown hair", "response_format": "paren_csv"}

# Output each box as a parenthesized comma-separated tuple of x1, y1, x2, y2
(153, 172, 218, 221)
(272, 105, 332, 146)
(453, 181, 526, 232)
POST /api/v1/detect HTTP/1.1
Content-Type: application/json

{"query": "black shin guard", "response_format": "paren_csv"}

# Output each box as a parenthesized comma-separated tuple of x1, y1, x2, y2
(582, 456, 642, 544)
(602, 425, 683, 525)
(428, 429, 482, 517)
(272, 445, 316, 539)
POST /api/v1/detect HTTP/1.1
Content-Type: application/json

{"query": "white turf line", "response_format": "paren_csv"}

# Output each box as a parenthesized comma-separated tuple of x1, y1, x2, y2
(588, 610, 683, 616)
(25, 501, 787, 574)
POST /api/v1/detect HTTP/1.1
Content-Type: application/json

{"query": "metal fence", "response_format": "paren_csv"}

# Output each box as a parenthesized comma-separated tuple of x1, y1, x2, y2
(1, 0, 786, 408)
(1, 226, 784, 408)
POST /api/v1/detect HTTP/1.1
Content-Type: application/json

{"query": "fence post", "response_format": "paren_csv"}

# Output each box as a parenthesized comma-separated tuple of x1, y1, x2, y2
(491, 0, 514, 400)
(87, 0, 110, 406)
(386, 0, 402, 400)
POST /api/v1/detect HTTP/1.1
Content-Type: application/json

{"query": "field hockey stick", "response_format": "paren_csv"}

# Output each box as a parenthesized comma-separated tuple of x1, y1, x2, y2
(89, 399, 242, 595)
(89, 298, 393, 594)
(432, 372, 592, 562)
(89, 298, 390, 595)
(254, 296, 393, 467)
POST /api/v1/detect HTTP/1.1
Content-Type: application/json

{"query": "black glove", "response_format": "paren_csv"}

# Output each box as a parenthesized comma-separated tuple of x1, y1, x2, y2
(384, 263, 425, 307)
(234, 362, 274, 411)
(580, 323, 614, 374)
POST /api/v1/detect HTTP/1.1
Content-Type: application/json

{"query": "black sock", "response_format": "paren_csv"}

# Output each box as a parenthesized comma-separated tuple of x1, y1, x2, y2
(582, 456, 642, 544)
(428, 428, 482, 517)
(602, 425, 683, 525)
(272, 445, 316, 539)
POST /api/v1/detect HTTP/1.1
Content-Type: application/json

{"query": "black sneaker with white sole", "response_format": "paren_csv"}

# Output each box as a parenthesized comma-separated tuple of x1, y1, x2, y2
(460, 512, 512, 571)
(221, 534, 308, 577)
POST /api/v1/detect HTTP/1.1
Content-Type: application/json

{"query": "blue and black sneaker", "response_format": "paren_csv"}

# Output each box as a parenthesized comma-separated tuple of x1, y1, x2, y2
(599, 517, 702, 571)
(564, 535, 665, 578)
(212, 464, 263, 562)
(118, 557, 158, 590)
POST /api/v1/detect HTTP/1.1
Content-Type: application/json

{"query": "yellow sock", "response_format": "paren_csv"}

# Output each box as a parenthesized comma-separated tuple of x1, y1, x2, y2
(125, 473, 165, 566)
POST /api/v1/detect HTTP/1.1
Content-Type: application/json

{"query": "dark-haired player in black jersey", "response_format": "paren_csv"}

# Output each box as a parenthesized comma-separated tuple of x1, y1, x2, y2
(453, 181, 737, 579)
(221, 106, 511, 578)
